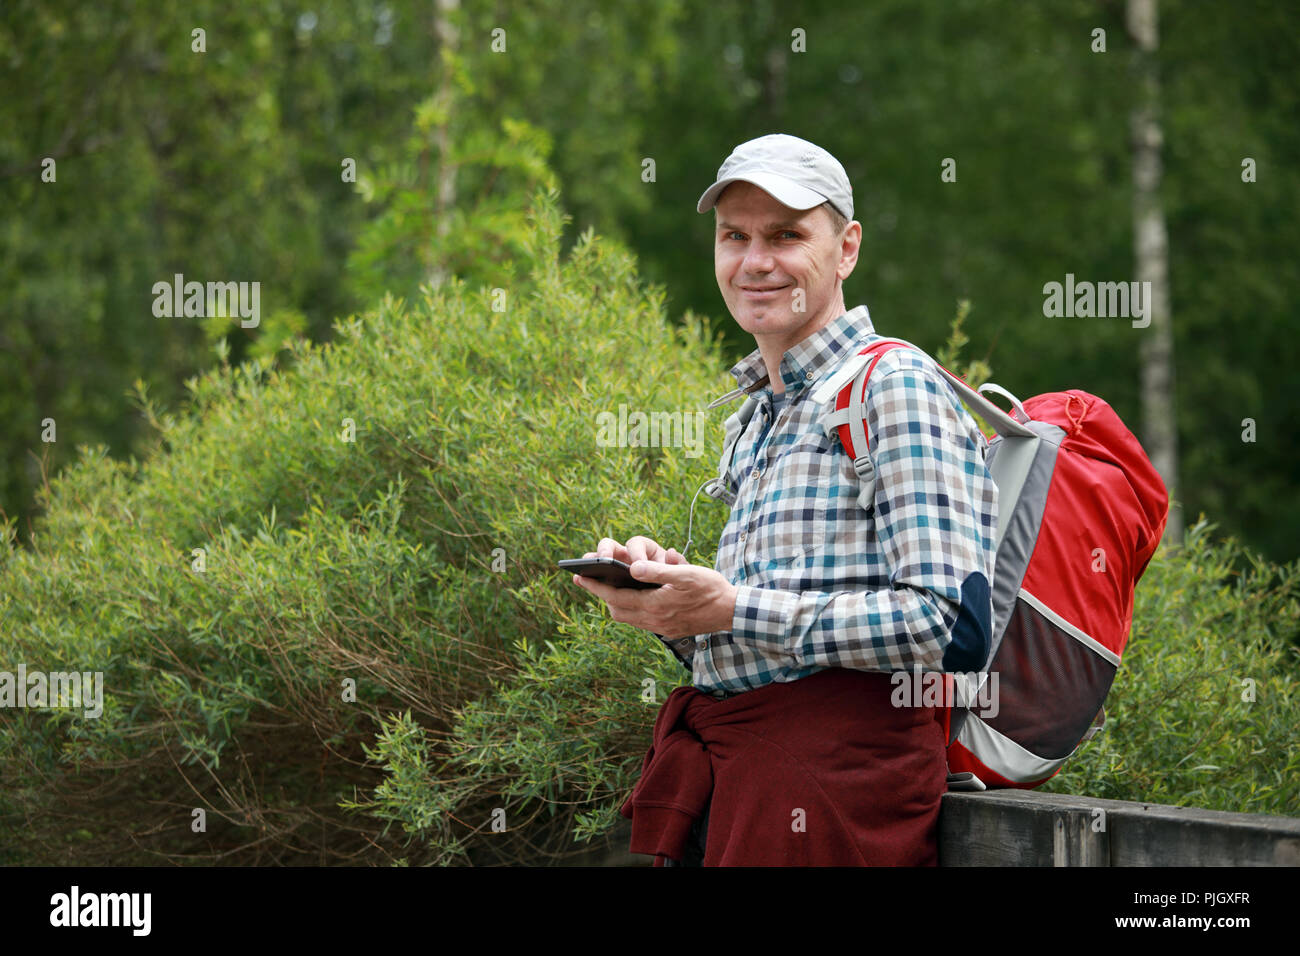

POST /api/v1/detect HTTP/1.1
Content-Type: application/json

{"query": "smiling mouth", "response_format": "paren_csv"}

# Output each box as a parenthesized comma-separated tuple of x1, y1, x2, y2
(738, 284, 791, 296)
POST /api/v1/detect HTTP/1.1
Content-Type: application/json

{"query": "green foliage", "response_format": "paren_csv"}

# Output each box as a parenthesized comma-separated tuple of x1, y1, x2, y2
(935, 299, 996, 439)
(0, 0, 433, 538)
(346, 105, 558, 303)
(0, 186, 732, 864)
(1041, 519, 1300, 817)
(0, 0, 685, 549)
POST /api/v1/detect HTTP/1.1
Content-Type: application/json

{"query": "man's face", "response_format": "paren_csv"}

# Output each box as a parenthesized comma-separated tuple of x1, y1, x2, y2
(713, 181, 859, 348)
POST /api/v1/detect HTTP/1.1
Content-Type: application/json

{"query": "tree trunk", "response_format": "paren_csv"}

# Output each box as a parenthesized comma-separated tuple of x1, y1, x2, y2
(429, 0, 460, 288)
(1128, 0, 1181, 550)
(765, 44, 787, 119)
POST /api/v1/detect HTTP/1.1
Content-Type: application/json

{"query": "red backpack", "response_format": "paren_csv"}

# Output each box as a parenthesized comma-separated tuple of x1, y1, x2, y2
(814, 336, 1169, 789)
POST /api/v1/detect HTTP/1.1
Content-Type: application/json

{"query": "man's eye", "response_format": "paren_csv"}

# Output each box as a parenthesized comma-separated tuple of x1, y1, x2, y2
(728, 232, 745, 241)
(779, 230, 799, 239)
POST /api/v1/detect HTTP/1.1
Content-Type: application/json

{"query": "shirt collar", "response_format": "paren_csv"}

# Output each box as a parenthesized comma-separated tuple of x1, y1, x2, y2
(707, 304, 876, 409)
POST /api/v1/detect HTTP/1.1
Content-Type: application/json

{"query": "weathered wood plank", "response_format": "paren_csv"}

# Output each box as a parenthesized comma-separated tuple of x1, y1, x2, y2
(940, 789, 1300, 866)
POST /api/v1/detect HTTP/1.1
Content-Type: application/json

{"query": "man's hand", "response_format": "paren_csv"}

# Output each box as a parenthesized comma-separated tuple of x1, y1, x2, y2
(570, 536, 738, 640)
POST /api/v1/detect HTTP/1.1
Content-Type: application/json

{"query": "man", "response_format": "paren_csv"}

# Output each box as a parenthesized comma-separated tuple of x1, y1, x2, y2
(572, 133, 998, 865)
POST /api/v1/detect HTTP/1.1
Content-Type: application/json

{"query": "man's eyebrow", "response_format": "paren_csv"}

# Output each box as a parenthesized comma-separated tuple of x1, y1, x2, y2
(716, 219, 807, 232)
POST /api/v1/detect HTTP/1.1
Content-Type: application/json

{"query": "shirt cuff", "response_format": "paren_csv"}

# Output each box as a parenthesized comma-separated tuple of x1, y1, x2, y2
(731, 584, 800, 649)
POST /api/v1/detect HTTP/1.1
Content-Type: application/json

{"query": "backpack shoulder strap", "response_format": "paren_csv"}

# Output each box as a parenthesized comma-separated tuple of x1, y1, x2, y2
(815, 337, 920, 462)
(816, 335, 1037, 459)
(811, 338, 921, 513)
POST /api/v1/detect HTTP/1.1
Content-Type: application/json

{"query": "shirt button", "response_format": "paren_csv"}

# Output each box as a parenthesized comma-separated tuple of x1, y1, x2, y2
(805, 369, 814, 379)
(752, 469, 761, 481)
(698, 638, 710, 650)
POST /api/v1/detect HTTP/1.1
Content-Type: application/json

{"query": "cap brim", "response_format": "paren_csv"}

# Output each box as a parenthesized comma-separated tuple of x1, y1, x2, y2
(696, 172, 828, 214)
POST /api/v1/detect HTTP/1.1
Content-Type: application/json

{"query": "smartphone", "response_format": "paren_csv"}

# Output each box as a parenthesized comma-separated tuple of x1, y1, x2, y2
(559, 557, 662, 590)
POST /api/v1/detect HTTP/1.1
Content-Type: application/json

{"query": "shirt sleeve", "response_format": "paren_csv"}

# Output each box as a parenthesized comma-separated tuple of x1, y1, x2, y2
(728, 364, 996, 674)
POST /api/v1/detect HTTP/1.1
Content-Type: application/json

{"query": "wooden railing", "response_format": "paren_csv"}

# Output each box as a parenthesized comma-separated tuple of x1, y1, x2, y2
(940, 789, 1300, 866)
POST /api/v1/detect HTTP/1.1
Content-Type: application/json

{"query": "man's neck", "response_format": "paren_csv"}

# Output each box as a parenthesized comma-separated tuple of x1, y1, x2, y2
(757, 296, 847, 395)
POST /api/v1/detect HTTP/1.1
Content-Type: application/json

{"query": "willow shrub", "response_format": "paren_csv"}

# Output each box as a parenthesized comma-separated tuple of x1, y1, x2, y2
(2, 188, 1296, 867)
(0, 189, 734, 865)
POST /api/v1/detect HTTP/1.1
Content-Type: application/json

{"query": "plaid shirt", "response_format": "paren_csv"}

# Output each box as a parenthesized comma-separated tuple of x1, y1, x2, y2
(664, 305, 998, 698)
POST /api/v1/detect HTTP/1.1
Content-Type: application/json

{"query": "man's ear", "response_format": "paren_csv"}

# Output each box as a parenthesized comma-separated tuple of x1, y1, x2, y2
(837, 221, 863, 280)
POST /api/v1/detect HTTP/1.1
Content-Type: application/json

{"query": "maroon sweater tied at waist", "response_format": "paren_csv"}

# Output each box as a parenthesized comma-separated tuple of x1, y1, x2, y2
(619, 667, 948, 866)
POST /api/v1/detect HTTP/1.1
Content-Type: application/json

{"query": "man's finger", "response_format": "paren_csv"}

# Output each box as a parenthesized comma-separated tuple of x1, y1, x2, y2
(625, 535, 667, 564)
(596, 537, 629, 562)
(629, 559, 692, 584)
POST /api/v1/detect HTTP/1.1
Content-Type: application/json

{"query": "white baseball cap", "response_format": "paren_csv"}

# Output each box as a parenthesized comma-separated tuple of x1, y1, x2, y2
(696, 133, 854, 221)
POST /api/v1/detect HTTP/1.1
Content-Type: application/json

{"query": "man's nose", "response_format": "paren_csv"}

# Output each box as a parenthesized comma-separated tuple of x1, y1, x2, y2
(741, 241, 775, 274)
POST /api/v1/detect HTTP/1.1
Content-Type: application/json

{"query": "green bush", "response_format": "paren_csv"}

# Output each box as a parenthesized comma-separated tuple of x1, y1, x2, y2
(0, 188, 732, 865)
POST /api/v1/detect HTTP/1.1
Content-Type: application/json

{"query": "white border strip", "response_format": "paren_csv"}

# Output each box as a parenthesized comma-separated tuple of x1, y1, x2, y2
(1019, 589, 1121, 666)
(958, 714, 1068, 783)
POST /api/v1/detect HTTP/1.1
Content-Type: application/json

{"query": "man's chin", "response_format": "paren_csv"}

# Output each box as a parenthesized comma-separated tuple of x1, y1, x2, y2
(736, 305, 791, 327)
